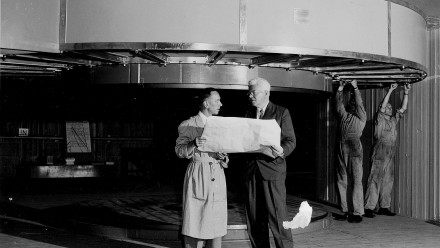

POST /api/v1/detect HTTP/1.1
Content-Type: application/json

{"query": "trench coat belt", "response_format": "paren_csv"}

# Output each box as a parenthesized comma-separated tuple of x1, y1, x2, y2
(191, 156, 227, 168)
(191, 156, 219, 163)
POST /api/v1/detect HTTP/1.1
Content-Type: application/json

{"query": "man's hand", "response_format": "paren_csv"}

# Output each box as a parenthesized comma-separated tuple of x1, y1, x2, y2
(193, 137, 207, 148)
(390, 83, 398, 91)
(271, 146, 284, 158)
(350, 80, 358, 89)
(338, 81, 346, 91)
(217, 152, 228, 162)
(217, 152, 229, 168)
(404, 84, 411, 94)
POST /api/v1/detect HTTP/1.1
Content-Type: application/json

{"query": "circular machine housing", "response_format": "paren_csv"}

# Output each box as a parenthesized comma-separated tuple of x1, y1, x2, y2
(0, 0, 428, 90)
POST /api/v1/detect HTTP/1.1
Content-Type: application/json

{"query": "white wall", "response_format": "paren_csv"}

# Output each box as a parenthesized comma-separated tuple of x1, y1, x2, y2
(65, 0, 239, 44)
(391, 4, 427, 66)
(1, 0, 60, 52)
(247, 0, 388, 55)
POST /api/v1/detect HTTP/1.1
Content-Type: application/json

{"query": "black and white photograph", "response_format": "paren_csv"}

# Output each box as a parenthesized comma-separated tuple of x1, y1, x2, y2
(1, 1, 440, 247)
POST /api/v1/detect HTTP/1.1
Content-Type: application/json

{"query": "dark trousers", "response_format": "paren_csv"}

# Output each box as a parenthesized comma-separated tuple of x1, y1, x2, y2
(244, 170, 293, 248)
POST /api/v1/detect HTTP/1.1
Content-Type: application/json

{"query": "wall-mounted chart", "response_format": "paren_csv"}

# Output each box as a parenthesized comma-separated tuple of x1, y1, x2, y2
(66, 121, 92, 153)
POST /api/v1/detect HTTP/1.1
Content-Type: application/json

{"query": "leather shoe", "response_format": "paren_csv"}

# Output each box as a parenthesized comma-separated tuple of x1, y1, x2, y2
(377, 208, 396, 216)
(363, 209, 375, 218)
(347, 214, 363, 223)
(332, 212, 348, 221)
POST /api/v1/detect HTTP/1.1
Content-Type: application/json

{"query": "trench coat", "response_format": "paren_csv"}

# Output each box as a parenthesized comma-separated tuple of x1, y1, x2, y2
(175, 113, 228, 239)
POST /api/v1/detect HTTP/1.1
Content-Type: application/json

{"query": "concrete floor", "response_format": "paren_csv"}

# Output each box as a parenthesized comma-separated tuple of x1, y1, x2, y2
(1, 178, 440, 248)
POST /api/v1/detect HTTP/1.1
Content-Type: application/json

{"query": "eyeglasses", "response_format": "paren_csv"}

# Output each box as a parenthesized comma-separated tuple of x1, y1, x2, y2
(247, 90, 264, 96)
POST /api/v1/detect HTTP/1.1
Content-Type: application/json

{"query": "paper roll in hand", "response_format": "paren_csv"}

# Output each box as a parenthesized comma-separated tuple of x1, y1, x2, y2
(198, 116, 282, 158)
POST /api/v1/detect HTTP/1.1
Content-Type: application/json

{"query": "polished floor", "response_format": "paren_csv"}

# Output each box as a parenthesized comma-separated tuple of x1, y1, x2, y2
(1, 178, 440, 248)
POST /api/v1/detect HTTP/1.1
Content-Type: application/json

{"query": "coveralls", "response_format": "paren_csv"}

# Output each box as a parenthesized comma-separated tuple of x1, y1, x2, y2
(336, 89, 367, 216)
(364, 109, 403, 211)
(175, 112, 228, 239)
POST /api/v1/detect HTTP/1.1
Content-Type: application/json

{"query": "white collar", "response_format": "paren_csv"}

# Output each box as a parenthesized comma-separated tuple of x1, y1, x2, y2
(198, 111, 209, 125)
(258, 101, 269, 113)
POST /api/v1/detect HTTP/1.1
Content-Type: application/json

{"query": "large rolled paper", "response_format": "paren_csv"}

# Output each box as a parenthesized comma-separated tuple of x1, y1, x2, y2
(198, 116, 282, 158)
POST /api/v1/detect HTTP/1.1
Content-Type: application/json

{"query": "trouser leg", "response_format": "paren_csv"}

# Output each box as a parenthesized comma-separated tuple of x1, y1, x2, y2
(263, 179, 293, 248)
(336, 142, 348, 213)
(245, 171, 270, 248)
(380, 155, 394, 209)
(184, 236, 204, 248)
(364, 159, 382, 210)
(205, 237, 222, 248)
(351, 154, 364, 216)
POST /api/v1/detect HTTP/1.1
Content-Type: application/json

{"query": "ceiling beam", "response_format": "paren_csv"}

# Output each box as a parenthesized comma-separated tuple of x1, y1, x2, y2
(65, 51, 128, 64)
(131, 50, 168, 65)
(1, 60, 70, 69)
(298, 58, 359, 68)
(6, 54, 91, 66)
(249, 54, 300, 68)
(310, 64, 401, 72)
(207, 51, 227, 66)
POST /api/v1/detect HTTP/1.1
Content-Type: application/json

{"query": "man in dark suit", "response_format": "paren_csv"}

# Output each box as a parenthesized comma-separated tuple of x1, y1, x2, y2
(243, 77, 296, 248)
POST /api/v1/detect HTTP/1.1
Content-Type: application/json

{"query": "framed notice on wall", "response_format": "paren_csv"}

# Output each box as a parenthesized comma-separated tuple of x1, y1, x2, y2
(66, 121, 92, 153)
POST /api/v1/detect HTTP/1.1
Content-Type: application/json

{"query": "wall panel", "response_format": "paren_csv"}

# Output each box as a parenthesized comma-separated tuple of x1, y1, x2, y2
(65, 0, 239, 44)
(1, 0, 60, 52)
(390, 3, 427, 66)
(247, 0, 388, 55)
(423, 26, 440, 220)
(393, 26, 438, 220)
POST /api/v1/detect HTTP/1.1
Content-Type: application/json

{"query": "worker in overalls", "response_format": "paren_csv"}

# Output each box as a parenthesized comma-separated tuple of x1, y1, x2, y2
(364, 83, 411, 218)
(335, 80, 367, 223)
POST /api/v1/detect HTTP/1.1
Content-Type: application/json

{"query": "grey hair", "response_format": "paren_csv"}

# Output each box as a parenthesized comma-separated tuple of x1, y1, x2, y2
(248, 77, 271, 91)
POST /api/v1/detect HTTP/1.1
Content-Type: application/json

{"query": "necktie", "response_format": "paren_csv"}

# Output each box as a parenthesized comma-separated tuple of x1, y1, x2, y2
(257, 108, 264, 119)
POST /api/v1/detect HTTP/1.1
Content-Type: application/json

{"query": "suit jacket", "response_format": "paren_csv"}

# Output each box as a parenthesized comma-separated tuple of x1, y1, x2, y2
(243, 101, 296, 181)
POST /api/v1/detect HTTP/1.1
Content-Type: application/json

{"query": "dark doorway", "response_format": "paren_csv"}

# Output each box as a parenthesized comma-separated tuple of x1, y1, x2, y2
(0, 77, 330, 200)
